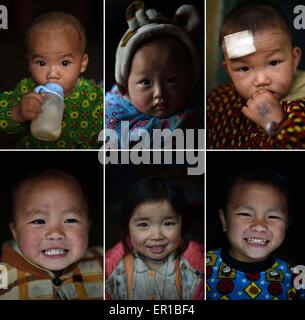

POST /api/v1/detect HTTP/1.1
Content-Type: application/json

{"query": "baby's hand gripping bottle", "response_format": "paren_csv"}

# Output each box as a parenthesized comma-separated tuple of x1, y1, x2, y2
(30, 83, 64, 141)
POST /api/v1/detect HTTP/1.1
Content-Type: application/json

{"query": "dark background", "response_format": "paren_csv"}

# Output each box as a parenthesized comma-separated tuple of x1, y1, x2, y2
(105, 0, 204, 90)
(0, 0, 102, 147)
(0, 151, 103, 256)
(206, 151, 305, 265)
(105, 162, 204, 250)
(105, 0, 204, 129)
(207, 0, 305, 91)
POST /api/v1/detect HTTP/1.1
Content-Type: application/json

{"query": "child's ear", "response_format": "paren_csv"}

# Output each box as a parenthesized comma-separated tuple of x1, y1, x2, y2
(80, 54, 89, 73)
(9, 223, 17, 241)
(222, 60, 228, 72)
(292, 47, 302, 72)
(219, 209, 227, 232)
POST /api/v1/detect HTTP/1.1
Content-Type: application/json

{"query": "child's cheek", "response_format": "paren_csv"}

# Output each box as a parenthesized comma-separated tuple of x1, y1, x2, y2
(19, 231, 40, 258)
(169, 230, 182, 248)
(130, 230, 145, 249)
(70, 228, 89, 252)
(132, 96, 150, 113)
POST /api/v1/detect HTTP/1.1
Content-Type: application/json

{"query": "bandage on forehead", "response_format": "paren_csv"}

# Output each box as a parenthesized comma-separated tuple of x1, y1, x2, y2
(224, 30, 256, 59)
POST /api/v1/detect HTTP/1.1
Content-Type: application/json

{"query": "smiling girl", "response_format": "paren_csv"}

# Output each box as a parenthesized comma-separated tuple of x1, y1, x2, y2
(105, 176, 203, 300)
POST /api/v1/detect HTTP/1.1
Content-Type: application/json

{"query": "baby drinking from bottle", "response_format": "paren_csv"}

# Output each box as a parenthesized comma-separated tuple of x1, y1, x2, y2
(0, 12, 103, 149)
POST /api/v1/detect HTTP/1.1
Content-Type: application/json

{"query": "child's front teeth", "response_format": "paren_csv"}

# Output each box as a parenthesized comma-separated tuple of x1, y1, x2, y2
(247, 238, 267, 245)
(44, 249, 66, 256)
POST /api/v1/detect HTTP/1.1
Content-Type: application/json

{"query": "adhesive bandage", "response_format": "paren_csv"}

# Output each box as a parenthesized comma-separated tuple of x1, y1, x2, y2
(224, 30, 256, 59)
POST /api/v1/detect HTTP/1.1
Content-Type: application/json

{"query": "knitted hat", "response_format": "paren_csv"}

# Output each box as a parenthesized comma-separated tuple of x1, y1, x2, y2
(115, 1, 200, 90)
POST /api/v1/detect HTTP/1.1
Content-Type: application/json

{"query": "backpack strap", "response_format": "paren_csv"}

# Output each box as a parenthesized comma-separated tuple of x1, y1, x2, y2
(175, 257, 183, 299)
(123, 254, 134, 300)
(124, 254, 183, 300)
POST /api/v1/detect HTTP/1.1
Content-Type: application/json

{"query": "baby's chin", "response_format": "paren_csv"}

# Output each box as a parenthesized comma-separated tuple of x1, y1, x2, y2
(35, 256, 73, 271)
(39, 263, 70, 271)
(244, 253, 271, 263)
(138, 107, 183, 119)
(230, 246, 272, 263)
(240, 248, 274, 263)
(151, 110, 173, 118)
(24, 250, 83, 272)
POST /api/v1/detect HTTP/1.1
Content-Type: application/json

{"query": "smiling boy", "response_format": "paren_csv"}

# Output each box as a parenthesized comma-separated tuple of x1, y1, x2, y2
(0, 170, 103, 300)
(206, 167, 304, 300)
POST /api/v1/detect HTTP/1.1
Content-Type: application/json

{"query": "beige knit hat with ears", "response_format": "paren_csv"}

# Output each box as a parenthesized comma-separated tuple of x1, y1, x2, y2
(115, 1, 200, 90)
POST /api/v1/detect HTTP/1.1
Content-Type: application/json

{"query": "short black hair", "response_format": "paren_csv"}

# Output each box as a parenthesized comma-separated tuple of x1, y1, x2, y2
(11, 169, 89, 223)
(25, 11, 87, 53)
(121, 176, 190, 255)
(221, 165, 290, 221)
(219, 1, 292, 46)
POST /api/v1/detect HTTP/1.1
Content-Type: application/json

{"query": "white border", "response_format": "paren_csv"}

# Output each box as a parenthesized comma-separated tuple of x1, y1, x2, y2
(103, 0, 106, 301)
(204, 0, 207, 301)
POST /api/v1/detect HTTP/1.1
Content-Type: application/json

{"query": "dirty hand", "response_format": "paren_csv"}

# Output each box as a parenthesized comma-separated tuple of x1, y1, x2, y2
(241, 89, 284, 131)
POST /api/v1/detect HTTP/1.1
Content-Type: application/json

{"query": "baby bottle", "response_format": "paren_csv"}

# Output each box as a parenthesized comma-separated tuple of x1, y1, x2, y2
(30, 83, 64, 141)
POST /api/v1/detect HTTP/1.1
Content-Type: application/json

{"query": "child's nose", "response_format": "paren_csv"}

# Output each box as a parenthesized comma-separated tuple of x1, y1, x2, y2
(254, 71, 271, 87)
(153, 83, 166, 100)
(150, 226, 164, 240)
(250, 219, 268, 232)
(47, 66, 60, 80)
(46, 227, 64, 240)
